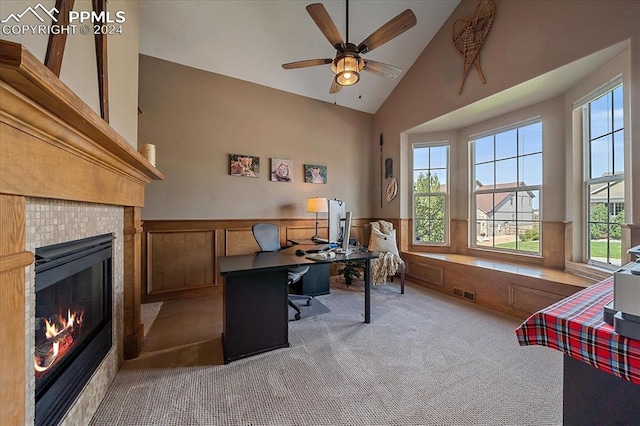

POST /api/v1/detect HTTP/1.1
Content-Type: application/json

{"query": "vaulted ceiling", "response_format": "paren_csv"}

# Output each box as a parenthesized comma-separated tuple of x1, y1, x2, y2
(139, 1, 461, 114)
(139, 1, 627, 132)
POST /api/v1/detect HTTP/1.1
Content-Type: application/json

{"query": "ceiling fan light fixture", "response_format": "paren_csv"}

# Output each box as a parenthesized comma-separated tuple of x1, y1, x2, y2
(332, 54, 364, 86)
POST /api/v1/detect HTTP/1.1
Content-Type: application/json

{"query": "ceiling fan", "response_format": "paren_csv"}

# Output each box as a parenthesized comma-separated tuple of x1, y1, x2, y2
(282, 2, 417, 94)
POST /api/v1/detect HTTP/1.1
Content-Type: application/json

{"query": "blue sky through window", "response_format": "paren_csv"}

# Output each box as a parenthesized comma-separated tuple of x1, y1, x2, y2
(413, 145, 448, 187)
(589, 85, 623, 178)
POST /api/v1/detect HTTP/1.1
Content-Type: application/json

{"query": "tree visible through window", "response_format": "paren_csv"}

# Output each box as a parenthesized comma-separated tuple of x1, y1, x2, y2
(412, 143, 448, 244)
(584, 84, 624, 267)
(471, 120, 542, 253)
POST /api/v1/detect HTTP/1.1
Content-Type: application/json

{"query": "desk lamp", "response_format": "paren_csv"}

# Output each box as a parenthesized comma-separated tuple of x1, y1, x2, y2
(306, 197, 328, 239)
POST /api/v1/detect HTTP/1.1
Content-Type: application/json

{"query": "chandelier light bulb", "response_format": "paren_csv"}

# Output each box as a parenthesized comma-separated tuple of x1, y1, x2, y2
(333, 53, 364, 87)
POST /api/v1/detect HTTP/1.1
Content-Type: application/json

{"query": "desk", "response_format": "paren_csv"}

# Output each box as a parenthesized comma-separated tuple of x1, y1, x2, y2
(218, 249, 380, 363)
(279, 246, 380, 324)
(218, 252, 292, 363)
(515, 277, 640, 424)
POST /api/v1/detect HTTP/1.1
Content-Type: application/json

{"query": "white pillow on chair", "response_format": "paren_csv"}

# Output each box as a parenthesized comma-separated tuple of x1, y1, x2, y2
(368, 227, 399, 256)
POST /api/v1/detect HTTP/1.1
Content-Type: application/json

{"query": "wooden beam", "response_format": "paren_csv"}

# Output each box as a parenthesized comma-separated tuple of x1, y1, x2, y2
(44, 0, 75, 77)
(93, 0, 109, 122)
(123, 207, 143, 360)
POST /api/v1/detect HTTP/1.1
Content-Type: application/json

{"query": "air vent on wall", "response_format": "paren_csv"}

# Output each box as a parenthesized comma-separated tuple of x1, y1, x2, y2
(453, 287, 476, 302)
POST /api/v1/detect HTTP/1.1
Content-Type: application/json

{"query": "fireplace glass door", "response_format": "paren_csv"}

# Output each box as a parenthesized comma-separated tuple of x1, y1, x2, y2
(34, 234, 113, 425)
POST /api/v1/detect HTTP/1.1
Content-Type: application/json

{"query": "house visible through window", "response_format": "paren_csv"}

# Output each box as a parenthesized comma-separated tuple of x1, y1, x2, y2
(583, 83, 624, 267)
(470, 119, 542, 253)
(412, 143, 448, 244)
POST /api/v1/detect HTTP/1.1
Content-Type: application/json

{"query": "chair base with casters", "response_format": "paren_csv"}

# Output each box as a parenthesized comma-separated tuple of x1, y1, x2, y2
(288, 295, 312, 320)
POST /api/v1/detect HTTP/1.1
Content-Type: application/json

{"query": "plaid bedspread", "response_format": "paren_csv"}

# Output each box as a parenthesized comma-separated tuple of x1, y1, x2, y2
(515, 277, 640, 385)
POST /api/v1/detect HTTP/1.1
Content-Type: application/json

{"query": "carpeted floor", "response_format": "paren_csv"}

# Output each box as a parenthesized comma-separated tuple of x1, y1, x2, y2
(91, 278, 562, 425)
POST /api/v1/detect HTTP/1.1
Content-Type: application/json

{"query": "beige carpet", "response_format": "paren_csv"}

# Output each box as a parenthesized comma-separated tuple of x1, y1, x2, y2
(91, 279, 562, 425)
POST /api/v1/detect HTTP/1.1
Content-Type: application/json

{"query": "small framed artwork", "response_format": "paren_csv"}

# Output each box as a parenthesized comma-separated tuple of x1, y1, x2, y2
(271, 158, 293, 182)
(304, 164, 327, 184)
(229, 154, 259, 178)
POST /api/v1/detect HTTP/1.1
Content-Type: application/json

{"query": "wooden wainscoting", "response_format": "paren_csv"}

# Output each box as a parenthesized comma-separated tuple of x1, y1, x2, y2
(400, 220, 600, 318)
(402, 251, 595, 319)
(142, 218, 370, 302)
(146, 230, 216, 294)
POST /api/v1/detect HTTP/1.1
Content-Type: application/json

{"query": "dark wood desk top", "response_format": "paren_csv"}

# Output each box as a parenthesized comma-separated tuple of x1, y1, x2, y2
(218, 252, 298, 274)
(219, 248, 381, 275)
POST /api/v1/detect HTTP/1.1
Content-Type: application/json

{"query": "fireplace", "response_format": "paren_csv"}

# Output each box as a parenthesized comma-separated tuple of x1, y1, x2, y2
(34, 234, 114, 426)
(1, 41, 161, 424)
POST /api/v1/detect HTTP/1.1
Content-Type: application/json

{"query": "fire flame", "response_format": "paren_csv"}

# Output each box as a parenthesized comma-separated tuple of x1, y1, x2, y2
(34, 309, 84, 373)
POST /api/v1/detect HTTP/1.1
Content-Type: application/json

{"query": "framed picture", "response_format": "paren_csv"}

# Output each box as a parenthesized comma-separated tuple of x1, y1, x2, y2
(229, 154, 259, 178)
(304, 164, 327, 184)
(271, 158, 293, 182)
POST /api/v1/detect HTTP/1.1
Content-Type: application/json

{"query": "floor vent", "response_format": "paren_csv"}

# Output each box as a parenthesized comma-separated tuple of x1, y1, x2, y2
(453, 287, 476, 302)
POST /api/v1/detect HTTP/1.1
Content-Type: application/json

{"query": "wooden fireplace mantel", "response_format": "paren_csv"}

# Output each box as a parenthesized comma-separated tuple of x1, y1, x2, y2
(0, 40, 162, 424)
(0, 40, 163, 205)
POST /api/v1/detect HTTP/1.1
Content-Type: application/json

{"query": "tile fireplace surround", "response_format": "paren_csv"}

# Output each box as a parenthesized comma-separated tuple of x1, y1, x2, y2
(0, 40, 163, 424)
(26, 199, 124, 424)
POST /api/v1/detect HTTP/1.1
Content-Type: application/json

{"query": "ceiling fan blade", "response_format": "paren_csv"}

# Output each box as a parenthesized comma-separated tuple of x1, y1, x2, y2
(329, 79, 342, 94)
(357, 9, 417, 54)
(306, 3, 345, 49)
(282, 58, 333, 70)
(363, 60, 402, 79)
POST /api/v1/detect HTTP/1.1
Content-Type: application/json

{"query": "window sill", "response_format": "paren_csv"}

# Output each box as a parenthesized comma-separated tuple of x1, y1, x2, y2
(404, 251, 594, 288)
(565, 261, 613, 282)
(409, 244, 452, 253)
(466, 246, 543, 266)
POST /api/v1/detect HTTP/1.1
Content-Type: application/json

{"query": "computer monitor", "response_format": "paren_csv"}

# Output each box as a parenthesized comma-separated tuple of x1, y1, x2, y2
(328, 199, 346, 244)
(342, 212, 352, 252)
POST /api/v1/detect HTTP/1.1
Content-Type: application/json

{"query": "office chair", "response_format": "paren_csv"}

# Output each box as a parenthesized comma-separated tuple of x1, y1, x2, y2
(252, 223, 312, 320)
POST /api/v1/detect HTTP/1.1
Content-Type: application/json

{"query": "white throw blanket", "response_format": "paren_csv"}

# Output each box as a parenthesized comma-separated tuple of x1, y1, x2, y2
(371, 252, 401, 285)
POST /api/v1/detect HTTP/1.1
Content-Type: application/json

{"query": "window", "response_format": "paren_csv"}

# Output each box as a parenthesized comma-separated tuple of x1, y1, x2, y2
(583, 83, 624, 267)
(412, 143, 448, 244)
(471, 119, 542, 253)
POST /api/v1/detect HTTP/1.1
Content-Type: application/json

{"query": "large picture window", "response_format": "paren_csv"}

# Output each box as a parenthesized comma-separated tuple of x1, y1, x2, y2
(583, 83, 624, 267)
(470, 119, 542, 253)
(412, 143, 448, 244)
